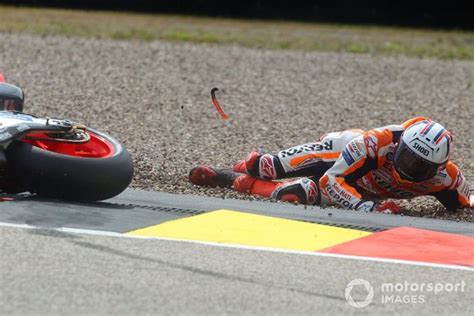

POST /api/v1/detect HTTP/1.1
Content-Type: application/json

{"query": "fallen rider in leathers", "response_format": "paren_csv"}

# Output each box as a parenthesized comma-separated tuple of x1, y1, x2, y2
(189, 117, 472, 214)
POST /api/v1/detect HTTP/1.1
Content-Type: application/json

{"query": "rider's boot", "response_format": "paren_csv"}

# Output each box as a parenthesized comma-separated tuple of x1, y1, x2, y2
(189, 166, 239, 188)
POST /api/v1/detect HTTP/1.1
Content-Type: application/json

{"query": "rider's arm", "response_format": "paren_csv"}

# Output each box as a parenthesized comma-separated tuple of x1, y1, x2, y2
(429, 162, 471, 210)
(319, 134, 378, 211)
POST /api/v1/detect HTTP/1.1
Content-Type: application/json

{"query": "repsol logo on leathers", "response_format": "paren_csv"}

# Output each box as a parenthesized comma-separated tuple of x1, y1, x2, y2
(325, 183, 354, 209)
(280, 140, 333, 158)
(413, 142, 430, 156)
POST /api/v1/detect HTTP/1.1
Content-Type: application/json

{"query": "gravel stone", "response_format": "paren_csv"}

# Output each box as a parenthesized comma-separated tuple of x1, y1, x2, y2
(0, 33, 472, 221)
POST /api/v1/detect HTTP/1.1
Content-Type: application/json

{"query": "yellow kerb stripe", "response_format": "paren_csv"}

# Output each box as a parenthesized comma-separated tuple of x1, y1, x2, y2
(127, 210, 372, 251)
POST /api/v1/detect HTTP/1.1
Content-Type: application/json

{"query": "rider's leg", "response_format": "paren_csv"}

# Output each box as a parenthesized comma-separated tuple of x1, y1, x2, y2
(189, 166, 321, 205)
(233, 130, 364, 180)
(233, 146, 334, 180)
(233, 174, 321, 205)
(190, 131, 363, 205)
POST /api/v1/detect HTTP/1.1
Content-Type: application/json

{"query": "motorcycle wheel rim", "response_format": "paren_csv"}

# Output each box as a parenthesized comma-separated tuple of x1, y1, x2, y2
(21, 130, 115, 158)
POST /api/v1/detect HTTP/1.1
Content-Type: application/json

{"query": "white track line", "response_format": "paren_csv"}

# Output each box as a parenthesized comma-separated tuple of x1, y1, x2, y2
(1, 221, 473, 271)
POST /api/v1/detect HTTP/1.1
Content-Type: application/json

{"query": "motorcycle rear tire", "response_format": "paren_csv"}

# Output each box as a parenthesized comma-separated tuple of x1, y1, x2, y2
(5, 128, 133, 202)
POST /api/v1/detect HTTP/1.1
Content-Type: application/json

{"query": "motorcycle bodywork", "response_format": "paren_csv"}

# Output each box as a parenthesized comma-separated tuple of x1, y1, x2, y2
(0, 111, 75, 180)
(0, 111, 74, 146)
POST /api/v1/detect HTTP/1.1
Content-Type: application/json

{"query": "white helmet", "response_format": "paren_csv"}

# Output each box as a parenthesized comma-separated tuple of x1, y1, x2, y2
(393, 120, 452, 182)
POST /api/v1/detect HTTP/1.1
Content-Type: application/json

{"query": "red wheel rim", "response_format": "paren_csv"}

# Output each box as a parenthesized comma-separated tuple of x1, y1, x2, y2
(21, 131, 115, 158)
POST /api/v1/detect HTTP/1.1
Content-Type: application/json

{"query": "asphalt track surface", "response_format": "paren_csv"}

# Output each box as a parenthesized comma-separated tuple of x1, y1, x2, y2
(1, 189, 473, 315)
(1, 226, 473, 315)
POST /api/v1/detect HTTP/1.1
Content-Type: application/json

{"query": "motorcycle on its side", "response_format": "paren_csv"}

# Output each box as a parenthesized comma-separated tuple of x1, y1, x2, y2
(0, 73, 134, 202)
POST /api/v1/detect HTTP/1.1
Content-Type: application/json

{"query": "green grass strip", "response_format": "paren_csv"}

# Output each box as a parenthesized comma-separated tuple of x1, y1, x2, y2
(1, 5, 473, 60)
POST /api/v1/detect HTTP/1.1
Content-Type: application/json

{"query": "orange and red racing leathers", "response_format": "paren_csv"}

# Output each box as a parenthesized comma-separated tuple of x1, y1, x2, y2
(237, 117, 470, 211)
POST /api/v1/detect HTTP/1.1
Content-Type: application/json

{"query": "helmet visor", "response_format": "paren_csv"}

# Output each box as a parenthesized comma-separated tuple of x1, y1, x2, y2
(393, 142, 439, 182)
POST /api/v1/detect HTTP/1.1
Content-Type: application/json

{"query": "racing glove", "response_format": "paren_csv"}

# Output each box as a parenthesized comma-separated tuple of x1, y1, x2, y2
(356, 200, 402, 214)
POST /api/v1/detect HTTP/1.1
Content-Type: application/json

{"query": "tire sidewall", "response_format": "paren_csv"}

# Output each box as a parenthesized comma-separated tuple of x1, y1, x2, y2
(5, 128, 134, 201)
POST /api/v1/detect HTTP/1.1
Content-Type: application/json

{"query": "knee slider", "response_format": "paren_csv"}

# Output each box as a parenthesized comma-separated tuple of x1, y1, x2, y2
(244, 151, 261, 177)
(245, 152, 279, 180)
(258, 154, 279, 180)
(271, 178, 320, 205)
